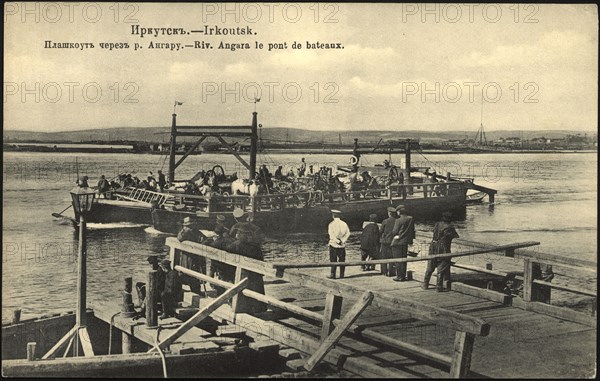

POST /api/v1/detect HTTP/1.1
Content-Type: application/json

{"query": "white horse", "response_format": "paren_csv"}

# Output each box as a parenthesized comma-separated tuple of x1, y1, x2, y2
(231, 179, 262, 196)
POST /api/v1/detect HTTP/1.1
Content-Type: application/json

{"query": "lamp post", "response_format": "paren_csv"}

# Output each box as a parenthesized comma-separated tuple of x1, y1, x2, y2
(43, 187, 96, 359)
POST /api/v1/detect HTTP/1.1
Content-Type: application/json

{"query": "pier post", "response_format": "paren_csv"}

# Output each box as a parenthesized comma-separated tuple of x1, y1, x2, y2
(168, 113, 177, 184)
(321, 292, 343, 341)
(146, 270, 158, 328)
(449, 331, 475, 378)
(121, 332, 132, 354)
(76, 214, 87, 327)
(27, 342, 36, 361)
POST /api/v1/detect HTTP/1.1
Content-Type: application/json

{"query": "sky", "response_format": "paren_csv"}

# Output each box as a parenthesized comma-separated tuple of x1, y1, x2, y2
(4, 3, 598, 133)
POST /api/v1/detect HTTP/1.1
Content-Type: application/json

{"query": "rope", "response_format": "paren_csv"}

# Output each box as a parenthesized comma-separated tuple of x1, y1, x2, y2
(107, 311, 121, 355)
(154, 327, 168, 378)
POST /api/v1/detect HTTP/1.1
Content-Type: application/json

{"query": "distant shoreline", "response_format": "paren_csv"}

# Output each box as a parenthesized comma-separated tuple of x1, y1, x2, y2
(3, 143, 596, 155)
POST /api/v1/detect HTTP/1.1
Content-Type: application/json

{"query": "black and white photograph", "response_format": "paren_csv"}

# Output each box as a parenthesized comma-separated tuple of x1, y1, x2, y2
(3, 2, 597, 378)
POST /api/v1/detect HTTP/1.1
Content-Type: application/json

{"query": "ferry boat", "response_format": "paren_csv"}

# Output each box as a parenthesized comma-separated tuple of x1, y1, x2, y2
(70, 111, 496, 234)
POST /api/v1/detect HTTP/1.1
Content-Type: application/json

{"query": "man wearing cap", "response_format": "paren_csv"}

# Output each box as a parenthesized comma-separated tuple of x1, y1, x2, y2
(78, 175, 89, 188)
(360, 214, 380, 271)
(205, 224, 236, 295)
(157, 170, 166, 191)
(226, 224, 267, 313)
(390, 205, 415, 282)
(327, 209, 350, 279)
(215, 214, 230, 236)
(229, 208, 263, 244)
(379, 206, 398, 276)
(159, 259, 182, 319)
(177, 217, 206, 294)
(422, 211, 459, 291)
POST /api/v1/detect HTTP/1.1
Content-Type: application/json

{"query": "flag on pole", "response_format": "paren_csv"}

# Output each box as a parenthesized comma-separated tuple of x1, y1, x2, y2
(175, 101, 184, 106)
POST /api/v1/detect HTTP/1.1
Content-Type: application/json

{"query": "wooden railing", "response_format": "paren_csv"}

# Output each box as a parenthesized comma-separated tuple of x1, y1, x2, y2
(166, 237, 492, 377)
(113, 188, 171, 205)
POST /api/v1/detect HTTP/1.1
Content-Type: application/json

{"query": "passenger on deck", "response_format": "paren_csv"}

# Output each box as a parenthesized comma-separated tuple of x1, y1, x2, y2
(327, 209, 350, 279)
(157, 170, 166, 191)
(390, 205, 415, 282)
(360, 214, 380, 271)
(274, 166, 284, 181)
(97, 175, 110, 198)
(214, 214, 230, 236)
(159, 259, 182, 319)
(258, 164, 273, 188)
(78, 175, 89, 188)
(298, 158, 307, 177)
(380, 206, 397, 277)
(422, 211, 460, 292)
(229, 208, 263, 244)
(226, 224, 267, 313)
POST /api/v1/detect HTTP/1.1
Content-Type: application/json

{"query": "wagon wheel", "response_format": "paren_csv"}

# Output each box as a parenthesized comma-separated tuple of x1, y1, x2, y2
(212, 165, 225, 180)
(277, 181, 293, 193)
(203, 170, 215, 183)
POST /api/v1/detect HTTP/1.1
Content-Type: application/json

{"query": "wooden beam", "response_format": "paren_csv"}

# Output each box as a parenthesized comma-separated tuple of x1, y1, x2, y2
(533, 279, 596, 298)
(448, 331, 475, 378)
(42, 326, 77, 360)
(271, 241, 541, 269)
(304, 291, 374, 371)
(216, 136, 250, 171)
(173, 136, 206, 169)
(210, 304, 409, 378)
(176, 125, 252, 130)
(320, 292, 343, 341)
(79, 327, 94, 357)
(511, 298, 597, 327)
(150, 278, 248, 352)
(2, 350, 241, 377)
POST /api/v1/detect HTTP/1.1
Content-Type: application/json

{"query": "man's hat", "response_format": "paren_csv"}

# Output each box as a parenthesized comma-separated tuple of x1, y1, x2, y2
(387, 206, 396, 213)
(214, 224, 227, 235)
(216, 214, 226, 222)
(396, 205, 407, 213)
(369, 213, 378, 222)
(183, 217, 194, 226)
(146, 255, 158, 264)
(331, 209, 342, 215)
(160, 259, 171, 267)
(233, 208, 245, 218)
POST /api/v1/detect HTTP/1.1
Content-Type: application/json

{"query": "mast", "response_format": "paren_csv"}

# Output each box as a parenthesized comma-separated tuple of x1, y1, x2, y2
(168, 113, 177, 184)
(404, 139, 411, 185)
(250, 112, 258, 179)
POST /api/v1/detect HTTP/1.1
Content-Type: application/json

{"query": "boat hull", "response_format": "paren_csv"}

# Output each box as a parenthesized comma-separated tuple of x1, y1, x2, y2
(151, 192, 466, 234)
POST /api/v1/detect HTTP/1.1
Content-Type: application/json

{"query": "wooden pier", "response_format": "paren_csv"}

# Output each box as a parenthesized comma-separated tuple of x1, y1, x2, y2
(4, 233, 595, 378)
(162, 236, 596, 378)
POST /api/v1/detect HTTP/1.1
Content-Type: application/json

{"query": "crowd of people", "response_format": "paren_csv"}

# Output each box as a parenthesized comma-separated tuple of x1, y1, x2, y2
(329, 208, 459, 292)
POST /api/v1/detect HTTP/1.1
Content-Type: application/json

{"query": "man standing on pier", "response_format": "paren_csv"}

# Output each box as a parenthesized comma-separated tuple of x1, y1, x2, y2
(327, 209, 350, 279)
(360, 214, 380, 271)
(391, 205, 415, 282)
(380, 206, 397, 277)
(229, 208, 263, 244)
(422, 211, 459, 292)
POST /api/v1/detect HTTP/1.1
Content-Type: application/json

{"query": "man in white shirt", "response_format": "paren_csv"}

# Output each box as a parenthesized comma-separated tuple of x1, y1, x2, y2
(327, 209, 350, 279)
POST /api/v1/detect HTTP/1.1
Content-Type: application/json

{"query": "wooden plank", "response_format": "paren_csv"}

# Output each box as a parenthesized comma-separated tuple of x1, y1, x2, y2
(2, 350, 240, 377)
(320, 292, 343, 341)
(41, 326, 77, 360)
(304, 291, 374, 371)
(79, 327, 94, 357)
(451, 282, 511, 304)
(210, 303, 410, 378)
(448, 331, 475, 378)
(151, 278, 248, 352)
(271, 241, 541, 269)
(533, 280, 596, 298)
(511, 298, 597, 327)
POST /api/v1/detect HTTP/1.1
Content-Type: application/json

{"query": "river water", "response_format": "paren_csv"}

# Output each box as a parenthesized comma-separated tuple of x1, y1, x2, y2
(2, 151, 597, 320)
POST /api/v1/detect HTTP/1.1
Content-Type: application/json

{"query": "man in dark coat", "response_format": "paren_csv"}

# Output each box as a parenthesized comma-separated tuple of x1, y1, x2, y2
(177, 217, 206, 294)
(159, 259, 182, 319)
(391, 205, 415, 282)
(422, 211, 460, 291)
(379, 206, 397, 276)
(97, 175, 110, 198)
(360, 214, 380, 271)
(229, 208, 263, 244)
(226, 225, 267, 314)
(157, 170, 166, 191)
